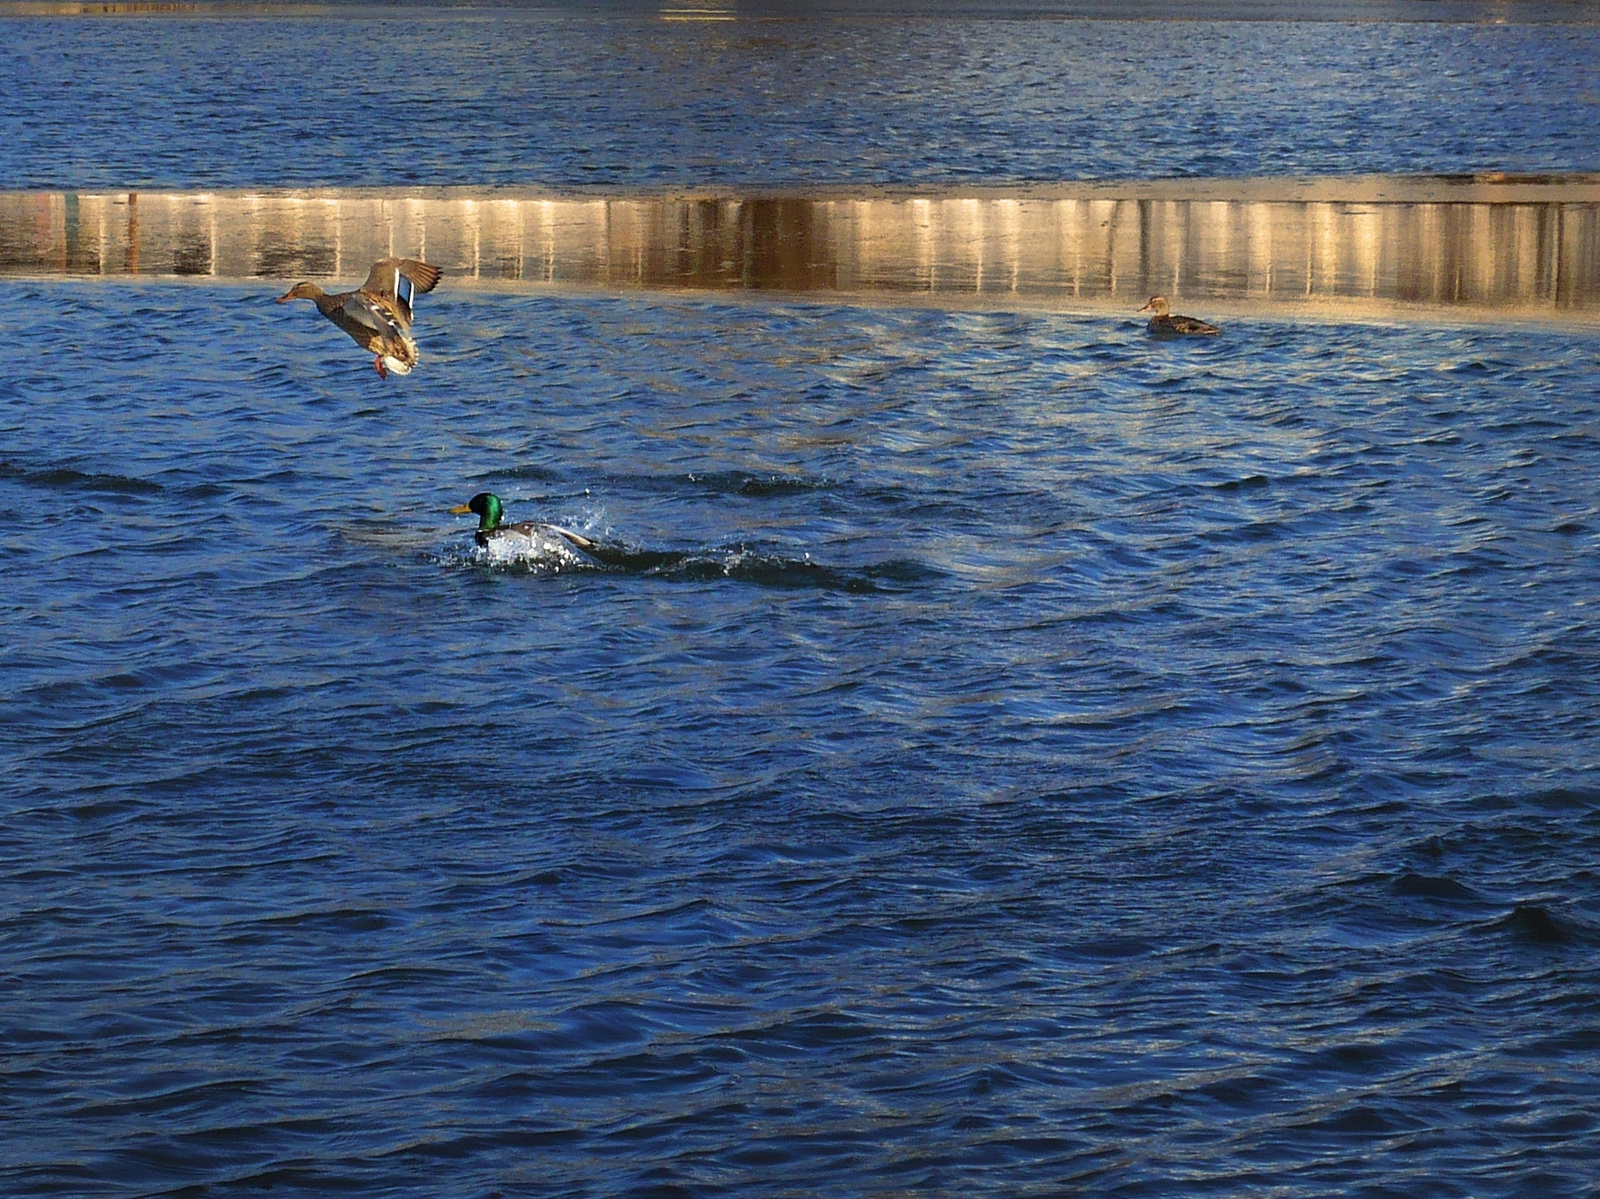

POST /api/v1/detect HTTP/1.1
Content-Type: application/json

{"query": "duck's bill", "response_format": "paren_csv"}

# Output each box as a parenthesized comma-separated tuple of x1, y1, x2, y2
(448, 503, 473, 514)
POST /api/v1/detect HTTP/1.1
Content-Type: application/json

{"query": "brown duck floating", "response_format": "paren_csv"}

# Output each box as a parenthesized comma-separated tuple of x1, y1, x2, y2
(1138, 295, 1220, 337)
(277, 258, 443, 377)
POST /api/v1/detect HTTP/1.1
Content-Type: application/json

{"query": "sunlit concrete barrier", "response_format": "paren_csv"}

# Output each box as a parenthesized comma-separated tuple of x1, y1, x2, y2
(2, 177, 1595, 318)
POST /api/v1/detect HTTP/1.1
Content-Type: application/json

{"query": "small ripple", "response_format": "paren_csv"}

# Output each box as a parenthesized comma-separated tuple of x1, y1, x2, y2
(1391, 872, 1483, 903)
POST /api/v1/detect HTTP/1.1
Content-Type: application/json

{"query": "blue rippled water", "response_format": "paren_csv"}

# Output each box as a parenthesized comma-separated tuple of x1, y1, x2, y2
(2, 8, 1598, 189)
(6, 2, 1600, 1193)
(3, 280, 1598, 1194)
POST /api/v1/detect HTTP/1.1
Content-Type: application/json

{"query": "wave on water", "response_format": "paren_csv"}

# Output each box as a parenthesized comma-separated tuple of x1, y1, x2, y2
(682, 470, 837, 499)
(0, 458, 165, 496)
(438, 530, 935, 593)
(636, 548, 936, 592)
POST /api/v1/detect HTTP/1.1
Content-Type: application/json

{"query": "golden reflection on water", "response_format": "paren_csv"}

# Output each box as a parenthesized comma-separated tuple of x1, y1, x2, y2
(1, 183, 1596, 317)
(659, 2, 736, 20)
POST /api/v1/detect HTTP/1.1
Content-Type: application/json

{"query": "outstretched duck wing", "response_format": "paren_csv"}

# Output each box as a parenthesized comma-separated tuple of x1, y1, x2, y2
(360, 258, 443, 323)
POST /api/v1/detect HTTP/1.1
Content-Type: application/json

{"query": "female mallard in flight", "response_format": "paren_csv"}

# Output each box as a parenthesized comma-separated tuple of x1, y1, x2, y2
(278, 257, 442, 377)
(450, 492, 601, 558)
(1138, 295, 1220, 337)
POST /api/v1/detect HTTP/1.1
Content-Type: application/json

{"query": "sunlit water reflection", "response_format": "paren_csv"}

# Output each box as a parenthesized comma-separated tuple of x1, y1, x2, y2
(4, 180, 1598, 317)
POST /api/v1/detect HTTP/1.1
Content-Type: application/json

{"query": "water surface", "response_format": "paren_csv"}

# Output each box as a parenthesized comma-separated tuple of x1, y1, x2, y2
(3, 281, 1598, 1195)
(3, 11, 1598, 190)
(4, 5, 1600, 1195)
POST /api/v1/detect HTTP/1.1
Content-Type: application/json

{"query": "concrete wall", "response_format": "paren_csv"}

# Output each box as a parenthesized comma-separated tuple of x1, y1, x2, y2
(2, 188, 1595, 314)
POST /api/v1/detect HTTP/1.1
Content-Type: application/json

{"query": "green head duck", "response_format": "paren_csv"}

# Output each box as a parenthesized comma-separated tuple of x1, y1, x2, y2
(449, 492, 505, 546)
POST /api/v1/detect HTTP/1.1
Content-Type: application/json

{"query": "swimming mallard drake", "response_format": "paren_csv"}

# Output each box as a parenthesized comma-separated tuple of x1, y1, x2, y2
(1138, 295, 1220, 337)
(277, 258, 442, 377)
(450, 492, 601, 557)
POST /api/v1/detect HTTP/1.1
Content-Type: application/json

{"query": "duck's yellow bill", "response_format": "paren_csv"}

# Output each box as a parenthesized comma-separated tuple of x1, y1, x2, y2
(448, 503, 472, 514)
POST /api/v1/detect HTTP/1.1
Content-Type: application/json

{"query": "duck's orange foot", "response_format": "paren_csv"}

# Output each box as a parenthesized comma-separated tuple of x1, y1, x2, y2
(373, 355, 388, 379)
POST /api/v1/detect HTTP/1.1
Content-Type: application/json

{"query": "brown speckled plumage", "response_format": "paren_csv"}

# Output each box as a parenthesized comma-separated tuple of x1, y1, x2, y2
(278, 258, 442, 377)
(1138, 295, 1220, 337)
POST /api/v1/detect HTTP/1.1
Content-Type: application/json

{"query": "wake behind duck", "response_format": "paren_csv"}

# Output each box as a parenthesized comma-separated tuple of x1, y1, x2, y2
(448, 491, 920, 590)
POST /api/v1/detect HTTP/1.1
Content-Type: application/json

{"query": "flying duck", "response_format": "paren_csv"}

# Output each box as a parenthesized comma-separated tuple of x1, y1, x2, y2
(278, 258, 442, 377)
(1138, 295, 1220, 337)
